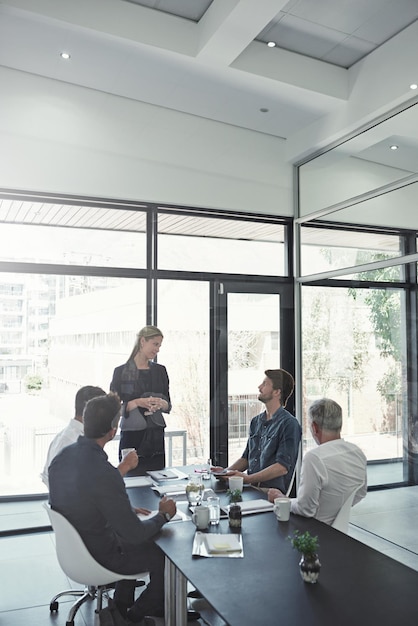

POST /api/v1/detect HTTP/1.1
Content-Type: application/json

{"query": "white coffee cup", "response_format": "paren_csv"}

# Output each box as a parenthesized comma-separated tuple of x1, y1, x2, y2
(207, 496, 221, 525)
(121, 447, 136, 460)
(228, 475, 244, 492)
(192, 505, 210, 530)
(274, 497, 291, 522)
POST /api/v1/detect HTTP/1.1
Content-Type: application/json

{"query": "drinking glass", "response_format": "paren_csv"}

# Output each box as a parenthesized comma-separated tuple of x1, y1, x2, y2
(207, 496, 221, 525)
(186, 474, 204, 506)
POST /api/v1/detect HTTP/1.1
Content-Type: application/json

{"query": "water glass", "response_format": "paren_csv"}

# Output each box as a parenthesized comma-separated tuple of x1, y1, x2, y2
(186, 474, 204, 506)
(202, 458, 212, 480)
(207, 495, 221, 525)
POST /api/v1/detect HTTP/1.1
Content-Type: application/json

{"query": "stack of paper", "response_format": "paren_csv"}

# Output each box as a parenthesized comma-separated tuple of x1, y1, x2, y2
(221, 499, 274, 515)
(204, 534, 242, 554)
(123, 476, 153, 488)
(152, 483, 187, 496)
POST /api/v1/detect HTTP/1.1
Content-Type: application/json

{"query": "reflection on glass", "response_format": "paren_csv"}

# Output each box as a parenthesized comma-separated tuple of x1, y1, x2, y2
(299, 102, 418, 217)
(227, 292, 280, 462)
(321, 180, 418, 231)
(0, 273, 145, 496)
(301, 285, 405, 487)
(300, 226, 401, 278)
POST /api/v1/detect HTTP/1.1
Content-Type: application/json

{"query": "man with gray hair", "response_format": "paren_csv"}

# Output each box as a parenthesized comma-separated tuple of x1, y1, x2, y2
(268, 398, 367, 525)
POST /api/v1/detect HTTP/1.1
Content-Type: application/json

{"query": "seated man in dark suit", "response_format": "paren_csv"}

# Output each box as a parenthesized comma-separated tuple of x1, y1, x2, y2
(49, 392, 176, 624)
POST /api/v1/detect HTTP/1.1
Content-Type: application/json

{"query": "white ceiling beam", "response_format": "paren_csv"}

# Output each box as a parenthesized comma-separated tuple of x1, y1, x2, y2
(0, 0, 198, 56)
(232, 41, 348, 100)
(196, 0, 289, 66)
(286, 19, 418, 163)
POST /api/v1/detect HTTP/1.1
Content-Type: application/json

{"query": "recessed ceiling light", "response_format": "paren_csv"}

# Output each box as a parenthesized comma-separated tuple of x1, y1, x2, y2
(260, 108, 269, 113)
(267, 41, 276, 48)
(390, 145, 398, 150)
(60, 52, 71, 60)
(410, 83, 418, 90)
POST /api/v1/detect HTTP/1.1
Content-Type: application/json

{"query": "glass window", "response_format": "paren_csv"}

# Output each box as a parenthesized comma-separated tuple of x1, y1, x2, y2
(300, 226, 402, 279)
(157, 280, 210, 464)
(158, 213, 287, 275)
(227, 292, 281, 462)
(0, 272, 145, 496)
(301, 285, 406, 487)
(298, 103, 418, 218)
(0, 200, 147, 268)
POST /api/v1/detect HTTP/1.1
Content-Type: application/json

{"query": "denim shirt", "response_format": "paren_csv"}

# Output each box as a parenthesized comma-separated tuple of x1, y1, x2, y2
(242, 406, 301, 491)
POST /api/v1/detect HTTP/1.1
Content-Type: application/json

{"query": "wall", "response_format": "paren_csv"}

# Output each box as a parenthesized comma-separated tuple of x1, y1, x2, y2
(0, 67, 292, 216)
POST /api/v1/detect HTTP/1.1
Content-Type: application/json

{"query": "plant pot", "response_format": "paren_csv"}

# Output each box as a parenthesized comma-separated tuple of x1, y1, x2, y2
(299, 553, 321, 583)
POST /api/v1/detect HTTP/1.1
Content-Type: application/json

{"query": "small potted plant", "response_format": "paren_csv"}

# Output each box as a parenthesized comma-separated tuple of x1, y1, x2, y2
(226, 488, 243, 503)
(289, 530, 321, 583)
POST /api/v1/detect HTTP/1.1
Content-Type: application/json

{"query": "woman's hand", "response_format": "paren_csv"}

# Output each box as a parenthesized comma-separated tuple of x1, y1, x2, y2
(127, 397, 167, 413)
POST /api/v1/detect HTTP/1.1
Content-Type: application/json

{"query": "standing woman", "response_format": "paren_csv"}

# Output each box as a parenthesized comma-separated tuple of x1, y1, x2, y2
(110, 325, 171, 474)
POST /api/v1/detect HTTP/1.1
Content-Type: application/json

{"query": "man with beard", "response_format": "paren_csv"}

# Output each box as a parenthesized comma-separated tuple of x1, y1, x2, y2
(213, 369, 301, 493)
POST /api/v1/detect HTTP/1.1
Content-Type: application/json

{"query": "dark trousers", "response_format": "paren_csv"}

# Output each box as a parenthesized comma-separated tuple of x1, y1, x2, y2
(113, 541, 165, 620)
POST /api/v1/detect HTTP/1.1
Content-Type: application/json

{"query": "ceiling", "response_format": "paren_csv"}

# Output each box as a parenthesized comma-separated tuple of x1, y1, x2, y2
(1, 0, 417, 141)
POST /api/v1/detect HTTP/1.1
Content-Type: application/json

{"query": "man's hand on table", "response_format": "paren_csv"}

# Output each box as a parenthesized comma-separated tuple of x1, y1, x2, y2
(159, 496, 177, 520)
(267, 488, 284, 503)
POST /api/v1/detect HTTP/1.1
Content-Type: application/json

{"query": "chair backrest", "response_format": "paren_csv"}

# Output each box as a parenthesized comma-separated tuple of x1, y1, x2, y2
(331, 485, 361, 533)
(285, 463, 297, 497)
(43, 502, 139, 586)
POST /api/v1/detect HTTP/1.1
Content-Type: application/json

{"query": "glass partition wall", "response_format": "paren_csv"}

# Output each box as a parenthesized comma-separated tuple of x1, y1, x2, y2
(0, 194, 293, 498)
(296, 100, 418, 489)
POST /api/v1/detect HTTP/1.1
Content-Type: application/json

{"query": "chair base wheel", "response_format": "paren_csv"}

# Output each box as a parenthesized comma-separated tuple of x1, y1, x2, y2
(50, 600, 59, 612)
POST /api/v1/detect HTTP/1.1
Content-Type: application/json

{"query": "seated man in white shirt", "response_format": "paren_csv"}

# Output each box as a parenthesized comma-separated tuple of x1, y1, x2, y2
(268, 398, 367, 525)
(41, 385, 138, 488)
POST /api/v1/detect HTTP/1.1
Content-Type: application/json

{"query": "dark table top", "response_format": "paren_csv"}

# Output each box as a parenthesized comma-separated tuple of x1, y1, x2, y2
(127, 470, 418, 626)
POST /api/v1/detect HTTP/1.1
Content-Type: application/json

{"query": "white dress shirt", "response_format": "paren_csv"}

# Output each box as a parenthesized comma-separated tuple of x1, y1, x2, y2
(290, 439, 367, 525)
(41, 419, 84, 488)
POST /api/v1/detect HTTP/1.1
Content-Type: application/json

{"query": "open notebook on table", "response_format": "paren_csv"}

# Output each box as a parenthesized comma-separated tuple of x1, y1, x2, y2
(147, 468, 188, 481)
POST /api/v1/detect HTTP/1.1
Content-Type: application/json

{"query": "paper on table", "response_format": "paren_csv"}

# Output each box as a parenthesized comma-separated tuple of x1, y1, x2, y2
(192, 531, 243, 558)
(137, 509, 187, 523)
(152, 483, 187, 496)
(221, 499, 274, 516)
(204, 534, 242, 554)
(147, 468, 188, 481)
(123, 476, 153, 488)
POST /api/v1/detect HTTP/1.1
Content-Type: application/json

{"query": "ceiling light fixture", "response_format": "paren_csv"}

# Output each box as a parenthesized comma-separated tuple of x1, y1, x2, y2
(390, 145, 398, 150)
(60, 52, 71, 60)
(267, 41, 276, 48)
(410, 83, 418, 90)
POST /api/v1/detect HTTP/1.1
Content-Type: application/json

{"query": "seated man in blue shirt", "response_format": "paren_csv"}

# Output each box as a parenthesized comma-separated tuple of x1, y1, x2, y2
(49, 392, 176, 625)
(214, 369, 301, 493)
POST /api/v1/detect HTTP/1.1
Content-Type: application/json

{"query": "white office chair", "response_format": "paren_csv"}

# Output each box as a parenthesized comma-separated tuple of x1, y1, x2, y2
(285, 463, 297, 497)
(331, 485, 362, 533)
(44, 503, 148, 626)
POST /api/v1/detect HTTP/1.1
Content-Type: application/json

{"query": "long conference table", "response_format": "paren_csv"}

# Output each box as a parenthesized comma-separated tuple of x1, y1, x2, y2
(127, 468, 418, 626)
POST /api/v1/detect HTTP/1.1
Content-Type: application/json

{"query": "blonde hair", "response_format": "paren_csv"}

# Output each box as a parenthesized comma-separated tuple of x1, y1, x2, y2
(129, 325, 163, 359)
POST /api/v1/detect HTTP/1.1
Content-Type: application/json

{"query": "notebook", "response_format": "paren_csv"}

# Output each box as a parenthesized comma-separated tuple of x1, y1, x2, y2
(221, 499, 274, 516)
(147, 468, 188, 481)
(204, 533, 242, 554)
